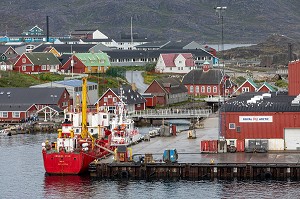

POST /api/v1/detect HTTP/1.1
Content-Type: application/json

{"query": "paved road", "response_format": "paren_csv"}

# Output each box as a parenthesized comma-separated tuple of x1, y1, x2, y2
(125, 71, 148, 93)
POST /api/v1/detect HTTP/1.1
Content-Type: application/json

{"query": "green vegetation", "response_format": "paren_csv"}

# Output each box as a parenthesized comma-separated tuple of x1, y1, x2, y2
(234, 76, 246, 85)
(275, 79, 288, 88)
(0, 71, 41, 87)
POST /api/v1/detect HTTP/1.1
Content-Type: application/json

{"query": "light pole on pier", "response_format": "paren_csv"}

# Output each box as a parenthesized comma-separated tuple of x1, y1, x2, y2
(214, 6, 227, 142)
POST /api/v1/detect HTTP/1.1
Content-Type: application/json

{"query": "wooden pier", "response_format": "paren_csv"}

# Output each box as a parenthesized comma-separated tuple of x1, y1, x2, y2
(89, 114, 300, 180)
(89, 162, 300, 181)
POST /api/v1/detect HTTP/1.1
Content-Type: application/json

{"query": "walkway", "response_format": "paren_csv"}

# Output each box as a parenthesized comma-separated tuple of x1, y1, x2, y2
(129, 108, 212, 119)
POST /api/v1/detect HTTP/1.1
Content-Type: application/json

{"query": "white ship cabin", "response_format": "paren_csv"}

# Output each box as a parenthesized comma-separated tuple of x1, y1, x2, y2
(62, 111, 110, 136)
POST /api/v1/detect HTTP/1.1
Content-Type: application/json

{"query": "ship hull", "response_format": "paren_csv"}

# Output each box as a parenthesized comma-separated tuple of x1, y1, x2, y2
(42, 150, 109, 175)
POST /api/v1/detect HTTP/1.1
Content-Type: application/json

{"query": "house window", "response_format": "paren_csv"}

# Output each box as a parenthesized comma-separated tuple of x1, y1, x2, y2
(242, 87, 249, 92)
(213, 86, 217, 93)
(178, 61, 182, 64)
(229, 123, 235, 129)
(170, 67, 172, 71)
(190, 86, 194, 93)
(42, 65, 46, 70)
(0, 112, 8, 118)
(236, 126, 241, 133)
(178, 67, 180, 70)
(22, 58, 26, 63)
(64, 93, 67, 99)
(22, 66, 26, 71)
(108, 95, 112, 98)
(113, 97, 117, 102)
(201, 86, 205, 93)
(207, 86, 211, 93)
(195, 86, 199, 93)
(13, 112, 20, 118)
(104, 97, 108, 102)
(137, 104, 141, 107)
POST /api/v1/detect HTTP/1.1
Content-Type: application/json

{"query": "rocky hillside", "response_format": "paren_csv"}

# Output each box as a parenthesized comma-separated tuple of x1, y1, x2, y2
(1, 0, 300, 43)
(222, 34, 300, 66)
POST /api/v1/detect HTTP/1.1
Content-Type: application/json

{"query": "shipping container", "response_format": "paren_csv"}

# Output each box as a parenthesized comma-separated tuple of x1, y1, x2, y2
(200, 140, 209, 152)
(245, 139, 268, 153)
(200, 140, 218, 153)
(209, 140, 218, 153)
(268, 139, 284, 150)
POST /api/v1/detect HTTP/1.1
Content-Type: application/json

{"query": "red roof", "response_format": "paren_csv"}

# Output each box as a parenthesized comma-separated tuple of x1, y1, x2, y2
(161, 53, 194, 67)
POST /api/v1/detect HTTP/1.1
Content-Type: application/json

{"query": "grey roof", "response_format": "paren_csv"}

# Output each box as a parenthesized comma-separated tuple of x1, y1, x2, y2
(160, 41, 192, 49)
(58, 54, 71, 65)
(223, 91, 300, 112)
(0, 87, 67, 104)
(25, 52, 61, 65)
(182, 69, 223, 85)
(135, 41, 170, 48)
(111, 86, 146, 105)
(0, 104, 34, 112)
(81, 38, 112, 42)
(156, 77, 188, 94)
(32, 44, 97, 54)
(54, 79, 97, 87)
(103, 49, 214, 59)
(58, 38, 81, 42)
(0, 45, 9, 54)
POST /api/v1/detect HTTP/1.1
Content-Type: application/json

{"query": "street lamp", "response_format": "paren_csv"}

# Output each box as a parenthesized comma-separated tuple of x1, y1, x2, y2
(214, 6, 227, 142)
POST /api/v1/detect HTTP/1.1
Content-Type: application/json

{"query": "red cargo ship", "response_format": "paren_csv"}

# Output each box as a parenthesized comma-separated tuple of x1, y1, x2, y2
(42, 77, 113, 175)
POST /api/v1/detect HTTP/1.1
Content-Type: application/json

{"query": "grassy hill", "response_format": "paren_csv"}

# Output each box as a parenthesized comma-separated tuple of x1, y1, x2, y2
(1, 0, 300, 43)
(0, 71, 126, 96)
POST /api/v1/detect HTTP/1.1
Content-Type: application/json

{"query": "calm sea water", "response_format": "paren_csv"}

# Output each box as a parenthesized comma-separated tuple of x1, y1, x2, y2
(1, 126, 300, 199)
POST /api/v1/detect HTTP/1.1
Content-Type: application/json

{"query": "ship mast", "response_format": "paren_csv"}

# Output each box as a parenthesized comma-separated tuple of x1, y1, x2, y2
(81, 77, 88, 139)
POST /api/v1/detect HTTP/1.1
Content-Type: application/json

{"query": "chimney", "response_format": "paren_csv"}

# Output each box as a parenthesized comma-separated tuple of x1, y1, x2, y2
(202, 61, 210, 72)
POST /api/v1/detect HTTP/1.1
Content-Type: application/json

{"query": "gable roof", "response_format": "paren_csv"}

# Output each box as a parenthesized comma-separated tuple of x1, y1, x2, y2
(32, 44, 97, 54)
(257, 82, 276, 92)
(0, 87, 67, 104)
(51, 79, 97, 87)
(0, 104, 36, 112)
(236, 78, 259, 91)
(23, 52, 61, 65)
(160, 53, 194, 67)
(74, 52, 110, 67)
(182, 69, 223, 85)
(155, 77, 188, 94)
(107, 86, 146, 105)
(223, 91, 300, 112)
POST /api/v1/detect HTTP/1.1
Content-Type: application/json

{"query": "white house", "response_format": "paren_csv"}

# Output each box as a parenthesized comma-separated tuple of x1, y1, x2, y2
(155, 53, 195, 74)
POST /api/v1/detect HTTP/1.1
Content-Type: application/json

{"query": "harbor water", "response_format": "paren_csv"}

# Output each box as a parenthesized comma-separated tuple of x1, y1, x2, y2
(1, 127, 300, 199)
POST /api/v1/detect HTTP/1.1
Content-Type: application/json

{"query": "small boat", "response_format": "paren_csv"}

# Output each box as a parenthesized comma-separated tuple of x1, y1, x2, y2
(42, 77, 114, 175)
(110, 88, 142, 147)
(0, 129, 12, 136)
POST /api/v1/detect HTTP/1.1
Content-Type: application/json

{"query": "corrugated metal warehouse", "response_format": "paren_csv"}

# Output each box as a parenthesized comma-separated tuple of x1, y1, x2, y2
(221, 60, 300, 151)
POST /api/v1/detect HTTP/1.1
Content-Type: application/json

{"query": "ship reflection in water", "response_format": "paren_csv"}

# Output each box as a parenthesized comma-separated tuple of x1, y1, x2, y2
(43, 175, 92, 198)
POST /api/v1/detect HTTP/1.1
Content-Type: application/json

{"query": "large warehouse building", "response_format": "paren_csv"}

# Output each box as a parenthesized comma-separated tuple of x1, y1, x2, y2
(221, 60, 300, 151)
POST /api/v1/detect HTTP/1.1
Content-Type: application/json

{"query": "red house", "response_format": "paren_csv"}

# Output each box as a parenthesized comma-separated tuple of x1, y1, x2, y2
(142, 94, 157, 108)
(257, 82, 276, 92)
(234, 78, 258, 95)
(14, 52, 61, 74)
(0, 104, 37, 123)
(96, 86, 146, 114)
(182, 61, 236, 97)
(144, 77, 188, 106)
